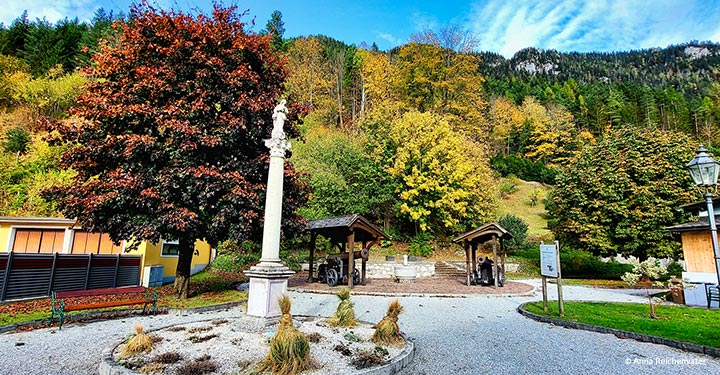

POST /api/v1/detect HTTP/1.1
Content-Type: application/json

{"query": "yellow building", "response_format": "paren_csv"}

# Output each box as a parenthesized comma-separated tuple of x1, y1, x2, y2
(0, 216, 214, 284)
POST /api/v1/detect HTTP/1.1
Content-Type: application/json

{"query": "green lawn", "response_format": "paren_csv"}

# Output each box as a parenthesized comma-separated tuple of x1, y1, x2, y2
(552, 279, 628, 288)
(524, 301, 720, 347)
(0, 309, 50, 327)
(0, 269, 246, 328)
(497, 179, 551, 237)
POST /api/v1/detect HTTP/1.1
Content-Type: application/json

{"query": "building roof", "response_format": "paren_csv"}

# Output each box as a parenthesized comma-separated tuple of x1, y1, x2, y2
(0, 216, 76, 225)
(666, 216, 720, 233)
(453, 222, 513, 244)
(306, 214, 387, 243)
(677, 197, 720, 215)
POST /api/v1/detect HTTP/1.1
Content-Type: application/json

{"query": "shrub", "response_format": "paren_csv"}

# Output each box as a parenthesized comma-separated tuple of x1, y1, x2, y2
(560, 250, 633, 280)
(525, 232, 555, 246)
(622, 258, 667, 285)
(498, 214, 528, 250)
(2, 127, 30, 155)
(280, 250, 309, 272)
(510, 248, 632, 280)
(499, 178, 519, 198)
(529, 187, 540, 207)
(665, 261, 685, 278)
(490, 154, 557, 184)
(210, 240, 261, 272)
(409, 232, 433, 257)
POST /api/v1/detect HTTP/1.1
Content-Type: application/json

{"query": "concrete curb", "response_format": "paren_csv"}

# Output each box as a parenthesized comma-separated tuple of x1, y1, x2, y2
(356, 335, 415, 375)
(517, 302, 720, 358)
(99, 315, 415, 375)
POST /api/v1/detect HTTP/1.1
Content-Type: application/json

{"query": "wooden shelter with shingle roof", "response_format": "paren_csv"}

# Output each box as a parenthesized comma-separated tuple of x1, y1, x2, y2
(306, 214, 387, 287)
(453, 222, 512, 287)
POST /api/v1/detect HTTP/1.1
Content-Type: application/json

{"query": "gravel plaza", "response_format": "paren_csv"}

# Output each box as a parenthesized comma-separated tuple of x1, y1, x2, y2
(1, 280, 719, 375)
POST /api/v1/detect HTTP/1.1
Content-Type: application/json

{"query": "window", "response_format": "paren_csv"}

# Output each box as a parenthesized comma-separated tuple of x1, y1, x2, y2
(71, 231, 123, 254)
(12, 229, 65, 253)
(161, 240, 179, 256)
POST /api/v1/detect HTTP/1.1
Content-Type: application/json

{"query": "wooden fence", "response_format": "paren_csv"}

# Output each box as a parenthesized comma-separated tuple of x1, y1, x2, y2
(0, 253, 141, 301)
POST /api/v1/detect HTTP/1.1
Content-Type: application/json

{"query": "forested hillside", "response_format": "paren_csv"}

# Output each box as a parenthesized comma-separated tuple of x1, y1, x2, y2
(0, 9, 714, 259)
(479, 43, 720, 143)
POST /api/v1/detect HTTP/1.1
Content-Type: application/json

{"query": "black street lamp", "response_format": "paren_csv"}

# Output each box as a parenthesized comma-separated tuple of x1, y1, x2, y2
(686, 145, 720, 288)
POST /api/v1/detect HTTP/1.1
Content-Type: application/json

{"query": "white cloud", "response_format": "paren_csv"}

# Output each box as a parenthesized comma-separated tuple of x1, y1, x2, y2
(466, 0, 720, 57)
(0, 0, 99, 25)
(410, 9, 439, 32)
(377, 32, 403, 46)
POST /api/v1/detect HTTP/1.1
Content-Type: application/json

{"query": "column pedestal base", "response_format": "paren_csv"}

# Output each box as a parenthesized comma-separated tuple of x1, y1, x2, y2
(245, 263, 295, 319)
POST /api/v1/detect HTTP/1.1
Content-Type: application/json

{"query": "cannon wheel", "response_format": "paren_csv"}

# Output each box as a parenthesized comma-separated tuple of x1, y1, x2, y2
(326, 269, 339, 286)
(353, 269, 361, 285)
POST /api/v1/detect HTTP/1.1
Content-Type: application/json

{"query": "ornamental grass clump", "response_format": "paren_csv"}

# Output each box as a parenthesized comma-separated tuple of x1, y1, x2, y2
(257, 295, 315, 375)
(121, 325, 154, 358)
(326, 287, 357, 327)
(371, 299, 404, 346)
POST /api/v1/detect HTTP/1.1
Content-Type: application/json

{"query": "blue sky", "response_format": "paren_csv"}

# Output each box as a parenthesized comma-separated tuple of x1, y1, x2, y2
(3, 0, 720, 57)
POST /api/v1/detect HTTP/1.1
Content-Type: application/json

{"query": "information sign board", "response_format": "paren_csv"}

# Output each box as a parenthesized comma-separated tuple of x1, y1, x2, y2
(540, 244, 558, 278)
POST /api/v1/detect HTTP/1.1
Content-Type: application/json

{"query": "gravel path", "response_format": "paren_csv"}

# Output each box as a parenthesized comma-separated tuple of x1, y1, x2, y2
(1, 280, 718, 375)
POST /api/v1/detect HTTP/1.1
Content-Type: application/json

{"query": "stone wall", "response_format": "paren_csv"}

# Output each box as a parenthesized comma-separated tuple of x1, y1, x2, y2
(364, 261, 435, 279)
(302, 260, 521, 278)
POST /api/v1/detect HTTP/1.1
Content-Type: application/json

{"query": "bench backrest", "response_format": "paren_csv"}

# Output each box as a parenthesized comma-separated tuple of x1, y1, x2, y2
(54, 286, 146, 299)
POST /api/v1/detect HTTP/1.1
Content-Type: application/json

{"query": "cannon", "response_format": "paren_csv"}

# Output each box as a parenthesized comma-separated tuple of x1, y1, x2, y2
(473, 256, 505, 287)
(317, 251, 365, 286)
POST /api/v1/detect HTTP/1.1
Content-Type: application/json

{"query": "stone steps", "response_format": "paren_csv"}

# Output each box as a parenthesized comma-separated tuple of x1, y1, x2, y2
(433, 261, 466, 278)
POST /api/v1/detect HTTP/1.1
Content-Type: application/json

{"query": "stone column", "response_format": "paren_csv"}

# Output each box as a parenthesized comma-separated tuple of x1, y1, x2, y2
(246, 100, 295, 320)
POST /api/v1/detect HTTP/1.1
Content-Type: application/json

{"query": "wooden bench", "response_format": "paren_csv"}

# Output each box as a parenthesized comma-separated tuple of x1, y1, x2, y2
(50, 286, 158, 329)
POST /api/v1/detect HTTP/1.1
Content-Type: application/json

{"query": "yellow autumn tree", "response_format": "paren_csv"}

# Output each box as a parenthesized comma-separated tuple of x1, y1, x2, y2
(394, 43, 487, 140)
(521, 98, 578, 166)
(357, 48, 400, 118)
(488, 96, 524, 155)
(384, 111, 496, 233)
(284, 37, 333, 119)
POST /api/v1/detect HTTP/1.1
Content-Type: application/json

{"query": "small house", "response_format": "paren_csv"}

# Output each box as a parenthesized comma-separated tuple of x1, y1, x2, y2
(666, 198, 720, 306)
(0, 216, 213, 286)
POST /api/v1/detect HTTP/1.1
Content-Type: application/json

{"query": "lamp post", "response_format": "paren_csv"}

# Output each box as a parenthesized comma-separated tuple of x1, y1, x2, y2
(686, 145, 720, 287)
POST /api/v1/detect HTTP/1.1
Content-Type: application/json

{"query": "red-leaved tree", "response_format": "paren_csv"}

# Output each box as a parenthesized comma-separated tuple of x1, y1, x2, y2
(43, 3, 308, 298)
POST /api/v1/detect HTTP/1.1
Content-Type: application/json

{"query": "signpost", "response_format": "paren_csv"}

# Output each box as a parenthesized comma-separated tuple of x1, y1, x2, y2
(540, 241, 564, 317)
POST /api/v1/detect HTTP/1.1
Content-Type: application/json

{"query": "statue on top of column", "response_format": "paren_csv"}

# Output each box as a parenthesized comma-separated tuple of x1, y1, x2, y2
(271, 99, 288, 140)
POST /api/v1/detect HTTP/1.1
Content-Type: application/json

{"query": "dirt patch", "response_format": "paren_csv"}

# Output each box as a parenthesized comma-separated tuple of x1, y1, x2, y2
(289, 274, 534, 295)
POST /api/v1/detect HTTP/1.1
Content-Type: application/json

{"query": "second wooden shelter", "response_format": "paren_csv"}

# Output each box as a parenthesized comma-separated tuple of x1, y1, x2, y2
(453, 222, 512, 287)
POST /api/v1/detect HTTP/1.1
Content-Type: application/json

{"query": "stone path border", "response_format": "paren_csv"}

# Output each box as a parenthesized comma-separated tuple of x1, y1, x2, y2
(98, 316, 414, 375)
(517, 302, 720, 358)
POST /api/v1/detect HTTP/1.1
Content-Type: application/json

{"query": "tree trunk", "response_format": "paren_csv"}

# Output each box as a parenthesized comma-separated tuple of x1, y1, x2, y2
(647, 291, 657, 319)
(360, 82, 366, 116)
(174, 237, 194, 299)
